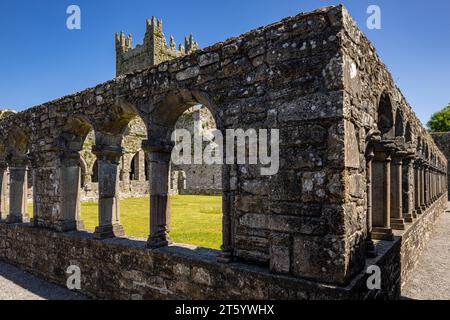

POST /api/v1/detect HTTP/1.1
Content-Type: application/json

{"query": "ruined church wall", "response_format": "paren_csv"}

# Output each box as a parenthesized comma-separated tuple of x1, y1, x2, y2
(431, 132, 450, 198)
(0, 6, 398, 287)
(339, 5, 447, 283)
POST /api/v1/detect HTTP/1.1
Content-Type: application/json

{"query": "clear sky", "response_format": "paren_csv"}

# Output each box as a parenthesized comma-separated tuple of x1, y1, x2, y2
(0, 0, 449, 125)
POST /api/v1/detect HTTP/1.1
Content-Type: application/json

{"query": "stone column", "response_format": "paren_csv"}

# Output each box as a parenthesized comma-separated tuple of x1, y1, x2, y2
(219, 163, 234, 262)
(403, 156, 415, 223)
(432, 170, 436, 201)
(0, 163, 8, 220)
(137, 151, 146, 181)
(144, 142, 173, 249)
(57, 150, 85, 232)
(424, 166, 430, 207)
(420, 165, 426, 211)
(371, 147, 394, 241)
(7, 156, 29, 223)
(365, 148, 376, 257)
(414, 160, 421, 215)
(390, 154, 405, 230)
(92, 145, 125, 239)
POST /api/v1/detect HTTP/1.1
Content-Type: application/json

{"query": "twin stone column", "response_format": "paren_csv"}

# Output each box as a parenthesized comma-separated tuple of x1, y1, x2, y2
(92, 145, 125, 239)
(143, 141, 173, 249)
(6, 156, 29, 223)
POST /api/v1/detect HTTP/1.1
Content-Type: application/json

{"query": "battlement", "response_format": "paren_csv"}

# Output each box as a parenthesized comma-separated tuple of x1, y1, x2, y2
(115, 16, 199, 76)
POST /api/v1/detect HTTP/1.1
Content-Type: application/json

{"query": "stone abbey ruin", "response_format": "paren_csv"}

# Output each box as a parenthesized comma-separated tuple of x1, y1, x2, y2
(0, 5, 448, 299)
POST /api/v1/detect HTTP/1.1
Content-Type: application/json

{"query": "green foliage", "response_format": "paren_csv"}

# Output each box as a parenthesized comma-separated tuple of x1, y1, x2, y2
(427, 103, 450, 132)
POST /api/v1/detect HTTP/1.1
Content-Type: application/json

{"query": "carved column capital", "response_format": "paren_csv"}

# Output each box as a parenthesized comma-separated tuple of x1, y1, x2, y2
(93, 145, 124, 163)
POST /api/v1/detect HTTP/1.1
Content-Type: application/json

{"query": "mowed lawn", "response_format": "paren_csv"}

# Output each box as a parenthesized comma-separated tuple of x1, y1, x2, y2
(28, 196, 223, 250)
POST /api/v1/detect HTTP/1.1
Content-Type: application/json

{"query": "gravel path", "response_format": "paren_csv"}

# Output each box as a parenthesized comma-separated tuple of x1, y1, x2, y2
(0, 262, 86, 300)
(402, 207, 450, 300)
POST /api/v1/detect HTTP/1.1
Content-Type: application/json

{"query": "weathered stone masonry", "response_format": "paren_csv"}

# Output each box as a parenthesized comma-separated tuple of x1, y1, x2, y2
(0, 5, 447, 299)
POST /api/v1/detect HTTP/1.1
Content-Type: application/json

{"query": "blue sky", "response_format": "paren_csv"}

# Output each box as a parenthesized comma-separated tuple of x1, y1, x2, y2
(0, 0, 449, 125)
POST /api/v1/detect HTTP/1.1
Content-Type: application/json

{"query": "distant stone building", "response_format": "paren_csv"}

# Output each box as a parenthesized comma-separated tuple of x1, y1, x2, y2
(75, 17, 220, 200)
(115, 17, 199, 76)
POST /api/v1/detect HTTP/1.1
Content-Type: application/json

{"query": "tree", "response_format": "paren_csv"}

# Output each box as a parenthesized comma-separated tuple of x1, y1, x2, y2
(427, 103, 450, 132)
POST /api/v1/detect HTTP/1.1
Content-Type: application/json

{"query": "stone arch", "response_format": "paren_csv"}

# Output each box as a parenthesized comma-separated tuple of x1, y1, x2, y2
(88, 102, 146, 239)
(79, 156, 88, 187)
(129, 150, 147, 181)
(394, 108, 404, 137)
(145, 89, 226, 252)
(377, 92, 394, 140)
(91, 160, 99, 183)
(56, 116, 93, 231)
(147, 90, 221, 144)
(405, 122, 412, 142)
(7, 127, 28, 158)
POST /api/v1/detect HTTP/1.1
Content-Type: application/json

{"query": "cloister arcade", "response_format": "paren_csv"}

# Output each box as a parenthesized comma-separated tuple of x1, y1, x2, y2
(0, 6, 448, 294)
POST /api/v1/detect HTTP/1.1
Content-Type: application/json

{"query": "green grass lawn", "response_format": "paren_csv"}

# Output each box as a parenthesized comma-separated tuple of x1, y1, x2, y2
(29, 195, 223, 250)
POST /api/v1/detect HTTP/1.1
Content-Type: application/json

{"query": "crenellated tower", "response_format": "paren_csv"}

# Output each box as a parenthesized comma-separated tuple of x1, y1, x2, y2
(115, 17, 199, 76)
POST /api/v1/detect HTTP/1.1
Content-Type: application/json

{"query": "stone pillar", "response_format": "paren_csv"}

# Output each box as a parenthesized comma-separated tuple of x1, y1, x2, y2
(420, 165, 426, 211)
(137, 151, 146, 181)
(365, 148, 376, 257)
(431, 167, 436, 203)
(144, 142, 173, 249)
(403, 156, 415, 223)
(92, 145, 125, 239)
(0, 163, 8, 220)
(219, 163, 234, 262)
(414, 160, 421, 215)
(424, 166, 430, 206)
(57, 151, 85, 231)
(7, 156, 29, 223)
(390, 154, 405, 230)
(371, 147, 394, 241)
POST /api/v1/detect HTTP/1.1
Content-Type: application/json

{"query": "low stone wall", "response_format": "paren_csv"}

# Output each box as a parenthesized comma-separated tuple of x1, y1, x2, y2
(0, 197, 445, 300)
(0, 223, 390, 300)
(398, 194, 448, 289)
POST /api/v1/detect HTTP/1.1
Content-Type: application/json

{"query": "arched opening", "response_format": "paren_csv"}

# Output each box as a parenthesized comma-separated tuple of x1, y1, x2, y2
(377, 92, 394, 140)
(405, 122, 412, 142)
(5, 127, 30, 224)
(79, 156, 88, 188)
(146, 91, 224, 251)
(371, 92, 396, 240)
(91, 160, 98, 183)
(57, 116, 93, 231)
(0, 141, 8, 221)
(395, 109, 404, 137)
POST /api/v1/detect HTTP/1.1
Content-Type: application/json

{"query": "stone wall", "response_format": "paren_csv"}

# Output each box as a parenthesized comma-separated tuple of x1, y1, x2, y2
(0, 195, 445, 299)
(0, 5, 447, 297)
(431, 132, 450, 198)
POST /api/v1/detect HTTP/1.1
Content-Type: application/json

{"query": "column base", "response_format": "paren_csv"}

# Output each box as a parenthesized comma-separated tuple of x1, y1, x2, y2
(365, 238, 377, 258)
(217, 247, 234, 263)
(54, 220, 85, 232)
(94, 224, 125, 240)
(391, 218, 406, 230)
(371, 227, 394, 241)
(6, 214, 30, 224)
(404, 214, 414, 223)
(147, 234, 173, 249)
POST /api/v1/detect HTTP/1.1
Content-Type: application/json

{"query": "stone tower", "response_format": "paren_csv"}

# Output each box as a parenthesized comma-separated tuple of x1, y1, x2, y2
(115, 17, 199, 76)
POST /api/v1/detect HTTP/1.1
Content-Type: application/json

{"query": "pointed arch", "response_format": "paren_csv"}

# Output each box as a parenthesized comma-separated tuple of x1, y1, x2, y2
(377, 92, 394, 139)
